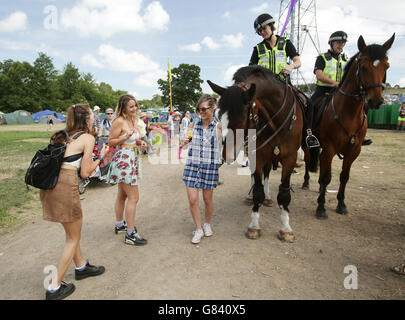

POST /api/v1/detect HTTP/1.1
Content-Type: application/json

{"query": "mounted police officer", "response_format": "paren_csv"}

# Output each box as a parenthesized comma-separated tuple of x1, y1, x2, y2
(311, 31, 372, 145)
(311, 31, 349, 103)
(250, 13, 319, 148)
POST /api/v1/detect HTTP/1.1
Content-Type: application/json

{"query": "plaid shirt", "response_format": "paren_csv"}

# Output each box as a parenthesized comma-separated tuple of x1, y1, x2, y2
(183, 118, 222, 189)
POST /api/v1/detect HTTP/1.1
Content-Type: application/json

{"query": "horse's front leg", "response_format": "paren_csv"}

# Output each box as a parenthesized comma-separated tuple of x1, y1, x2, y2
(316, 148, 334, 219)
(246, 170, 264, 240)
(336, 151, 358, 215)
(277, 161, 295, 242)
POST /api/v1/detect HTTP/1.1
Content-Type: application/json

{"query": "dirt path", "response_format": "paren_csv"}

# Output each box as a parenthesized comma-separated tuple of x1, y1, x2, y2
(0, 132, 404, 300)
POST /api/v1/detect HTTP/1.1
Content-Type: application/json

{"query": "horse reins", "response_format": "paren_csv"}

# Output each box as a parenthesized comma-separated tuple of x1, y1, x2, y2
(244, 76, 298, 155)
(331, 54, 385, 146)
(338, 54, 386, 100)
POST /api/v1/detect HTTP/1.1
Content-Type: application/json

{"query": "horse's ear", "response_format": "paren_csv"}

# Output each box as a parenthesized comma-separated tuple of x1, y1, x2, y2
(383, 33, 395, 51)
(358, 36, 367, 53)
(242, 83, 256, 104)
(207, 80, 225, 96)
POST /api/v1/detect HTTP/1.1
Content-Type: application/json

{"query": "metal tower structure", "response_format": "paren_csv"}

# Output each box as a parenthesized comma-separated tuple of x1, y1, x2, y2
(277, 0, 321, 87)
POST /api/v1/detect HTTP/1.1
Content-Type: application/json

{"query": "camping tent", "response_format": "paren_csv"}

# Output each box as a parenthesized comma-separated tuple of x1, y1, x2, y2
(32, 110, 65, 123)
(3, 110, 35, 124)
(38, 115, 59, 124)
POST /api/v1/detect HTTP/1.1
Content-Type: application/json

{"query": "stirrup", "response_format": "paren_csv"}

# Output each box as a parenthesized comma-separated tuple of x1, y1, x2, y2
(306, 134, 320, 148)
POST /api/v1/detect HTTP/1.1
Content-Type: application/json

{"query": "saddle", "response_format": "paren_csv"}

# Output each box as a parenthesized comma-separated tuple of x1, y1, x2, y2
(312, 93, 335, 130)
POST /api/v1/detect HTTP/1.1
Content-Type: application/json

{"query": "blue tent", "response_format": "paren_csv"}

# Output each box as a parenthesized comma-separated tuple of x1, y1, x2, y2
(32, 110, 65, 123)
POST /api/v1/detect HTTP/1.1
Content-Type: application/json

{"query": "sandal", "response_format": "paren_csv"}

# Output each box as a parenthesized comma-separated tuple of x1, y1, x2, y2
(390, 263, 405, 276)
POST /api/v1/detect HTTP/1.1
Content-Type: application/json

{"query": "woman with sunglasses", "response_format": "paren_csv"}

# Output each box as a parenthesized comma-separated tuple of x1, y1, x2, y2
(183, 95, 222, 244)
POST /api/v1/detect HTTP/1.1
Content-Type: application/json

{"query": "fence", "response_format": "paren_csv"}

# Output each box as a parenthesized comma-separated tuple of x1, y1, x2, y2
(368, 104, 400, 129)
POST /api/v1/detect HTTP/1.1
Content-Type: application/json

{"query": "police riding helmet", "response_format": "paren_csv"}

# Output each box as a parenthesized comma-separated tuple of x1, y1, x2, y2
(328, 31, 348, 45)
(254, 13, 275, 35)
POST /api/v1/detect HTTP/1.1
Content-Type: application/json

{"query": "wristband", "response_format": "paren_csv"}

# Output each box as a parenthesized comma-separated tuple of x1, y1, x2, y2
(96, 155, 104, 164)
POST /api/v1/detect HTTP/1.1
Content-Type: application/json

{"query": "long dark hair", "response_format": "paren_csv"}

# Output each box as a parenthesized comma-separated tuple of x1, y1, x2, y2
(50, 104, 92, 143)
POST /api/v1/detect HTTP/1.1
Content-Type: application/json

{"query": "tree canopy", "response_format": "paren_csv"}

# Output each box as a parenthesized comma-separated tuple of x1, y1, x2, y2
(158, 63, 203, 112)
(0, 53, 128, 113)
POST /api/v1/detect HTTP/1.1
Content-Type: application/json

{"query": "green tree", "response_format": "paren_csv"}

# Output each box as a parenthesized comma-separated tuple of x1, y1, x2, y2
(158, 63, 203, 112)
(32, 52, 58, 110)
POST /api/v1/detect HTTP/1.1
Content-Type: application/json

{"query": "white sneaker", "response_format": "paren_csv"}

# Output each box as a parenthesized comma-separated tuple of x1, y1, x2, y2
(202, 223, 213, 237)
(191, 229, 204, 244)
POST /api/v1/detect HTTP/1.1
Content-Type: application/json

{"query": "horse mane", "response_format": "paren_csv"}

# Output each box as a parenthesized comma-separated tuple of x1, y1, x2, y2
(341, 44, 389, 85)
(232, 65, 279, 84)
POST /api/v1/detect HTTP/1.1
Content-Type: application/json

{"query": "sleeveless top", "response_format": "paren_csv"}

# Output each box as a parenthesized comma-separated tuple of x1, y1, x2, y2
(62, 132, 85, 168)
(120, 132, 139, 145)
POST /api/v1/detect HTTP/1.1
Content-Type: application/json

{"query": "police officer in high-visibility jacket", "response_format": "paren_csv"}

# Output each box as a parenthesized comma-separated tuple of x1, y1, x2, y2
(311, 31, 372, 145)
(249, 13, 319, 148)
(311, 31, 349, 103)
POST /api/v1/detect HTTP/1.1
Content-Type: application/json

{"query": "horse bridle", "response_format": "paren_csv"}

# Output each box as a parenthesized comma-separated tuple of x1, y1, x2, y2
(338, 54, 386, 101)
(332, 54, 385, 146)
(243, 76, 297, 155)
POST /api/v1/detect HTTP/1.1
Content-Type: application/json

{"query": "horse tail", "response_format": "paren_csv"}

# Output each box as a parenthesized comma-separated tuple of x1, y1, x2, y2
(309, 147, 320, 173)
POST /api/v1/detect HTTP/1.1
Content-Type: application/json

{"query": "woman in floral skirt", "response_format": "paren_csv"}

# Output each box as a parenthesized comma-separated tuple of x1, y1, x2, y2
(107, 94, 148, 246)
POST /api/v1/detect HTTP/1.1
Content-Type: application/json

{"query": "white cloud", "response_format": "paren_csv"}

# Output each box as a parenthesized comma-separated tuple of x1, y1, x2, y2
(60, 0, 169, 38)
(134, 69, 166, 88)
(0, 11, 27, 32)
(81, 44, 165, 88)
(224, 64, 245, 84)
(223, 11, 231, 19)
(222, 33, 245, 48)
(81, 54, 104, 68)
(398, 78, 405, 87)
(179, 43, 202, 52)
(201, 36, 220, 50)
(251, 3, 269, 14)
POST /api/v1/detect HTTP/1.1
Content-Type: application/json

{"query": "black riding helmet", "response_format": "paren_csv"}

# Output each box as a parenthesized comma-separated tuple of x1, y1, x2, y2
(328, 31, 348, 45)
(254, 13, 275, 35)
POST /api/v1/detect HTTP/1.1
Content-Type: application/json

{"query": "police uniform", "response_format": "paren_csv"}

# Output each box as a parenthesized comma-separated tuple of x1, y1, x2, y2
(249, 35, 299, 76)
(311, 50, 348, 103)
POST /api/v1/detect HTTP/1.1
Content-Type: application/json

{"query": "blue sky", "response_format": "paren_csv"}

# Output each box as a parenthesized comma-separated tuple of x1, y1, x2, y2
(1, 0, 404, 101)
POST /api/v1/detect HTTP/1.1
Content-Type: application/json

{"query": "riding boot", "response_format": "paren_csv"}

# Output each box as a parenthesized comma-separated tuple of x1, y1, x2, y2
(305, 102, 320, 148)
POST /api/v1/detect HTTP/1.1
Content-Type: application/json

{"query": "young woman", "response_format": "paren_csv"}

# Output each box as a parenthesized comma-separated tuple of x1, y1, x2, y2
(107, 94, 148, 246)
(183, 95, 222, 244)
(397, 102, 405, 131)
(178, 111, 191, 159)
(41, 104, 108, 300)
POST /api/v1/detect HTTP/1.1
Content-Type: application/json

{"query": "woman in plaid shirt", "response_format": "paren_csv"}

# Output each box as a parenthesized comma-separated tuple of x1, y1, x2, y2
(183, 95, 222, 244)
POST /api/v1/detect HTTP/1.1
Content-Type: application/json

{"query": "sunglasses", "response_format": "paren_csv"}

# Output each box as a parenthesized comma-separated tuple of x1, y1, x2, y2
(197, 105, 212, 112)
(106, 113, 114, 115)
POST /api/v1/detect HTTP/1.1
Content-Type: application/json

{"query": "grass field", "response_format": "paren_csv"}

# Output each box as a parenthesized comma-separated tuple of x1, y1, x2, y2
(0, 125, 63, 231)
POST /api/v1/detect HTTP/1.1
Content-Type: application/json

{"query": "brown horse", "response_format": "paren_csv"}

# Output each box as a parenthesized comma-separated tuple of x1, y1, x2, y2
(208, 65, 305, 242)
(302, 34, 395, 219)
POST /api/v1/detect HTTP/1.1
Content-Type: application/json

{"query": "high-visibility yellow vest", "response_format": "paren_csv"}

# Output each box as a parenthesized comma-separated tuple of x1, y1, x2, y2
(316, 52, 348, 87)
(257, 37, 289, 75)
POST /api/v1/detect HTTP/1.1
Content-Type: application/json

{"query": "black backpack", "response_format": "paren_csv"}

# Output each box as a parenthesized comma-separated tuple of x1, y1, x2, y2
(25, 130, 84, 190)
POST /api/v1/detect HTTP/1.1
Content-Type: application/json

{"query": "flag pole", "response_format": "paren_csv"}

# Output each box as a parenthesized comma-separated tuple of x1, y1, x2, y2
(168, 58, 173, 112)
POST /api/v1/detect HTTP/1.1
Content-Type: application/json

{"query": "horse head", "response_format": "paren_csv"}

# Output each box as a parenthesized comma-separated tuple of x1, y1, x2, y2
(207, 80, 256, 163)
(354, 34, 395, 109)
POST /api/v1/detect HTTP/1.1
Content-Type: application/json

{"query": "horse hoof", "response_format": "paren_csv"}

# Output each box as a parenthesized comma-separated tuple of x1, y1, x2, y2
(336, 205, 348, 215)
(245, 198, 253, 206)
(262, 199, 273, 207)
(315, 209, 328, 219)
(278, 230, 295, 243)
(246, 228, 261, 240)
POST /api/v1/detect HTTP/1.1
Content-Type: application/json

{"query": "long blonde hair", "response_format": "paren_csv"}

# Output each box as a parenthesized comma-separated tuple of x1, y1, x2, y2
(115, 94, 139, 130)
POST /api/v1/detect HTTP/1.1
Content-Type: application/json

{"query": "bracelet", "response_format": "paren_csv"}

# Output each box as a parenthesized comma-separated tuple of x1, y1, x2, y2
(96, 155, 104, 164)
